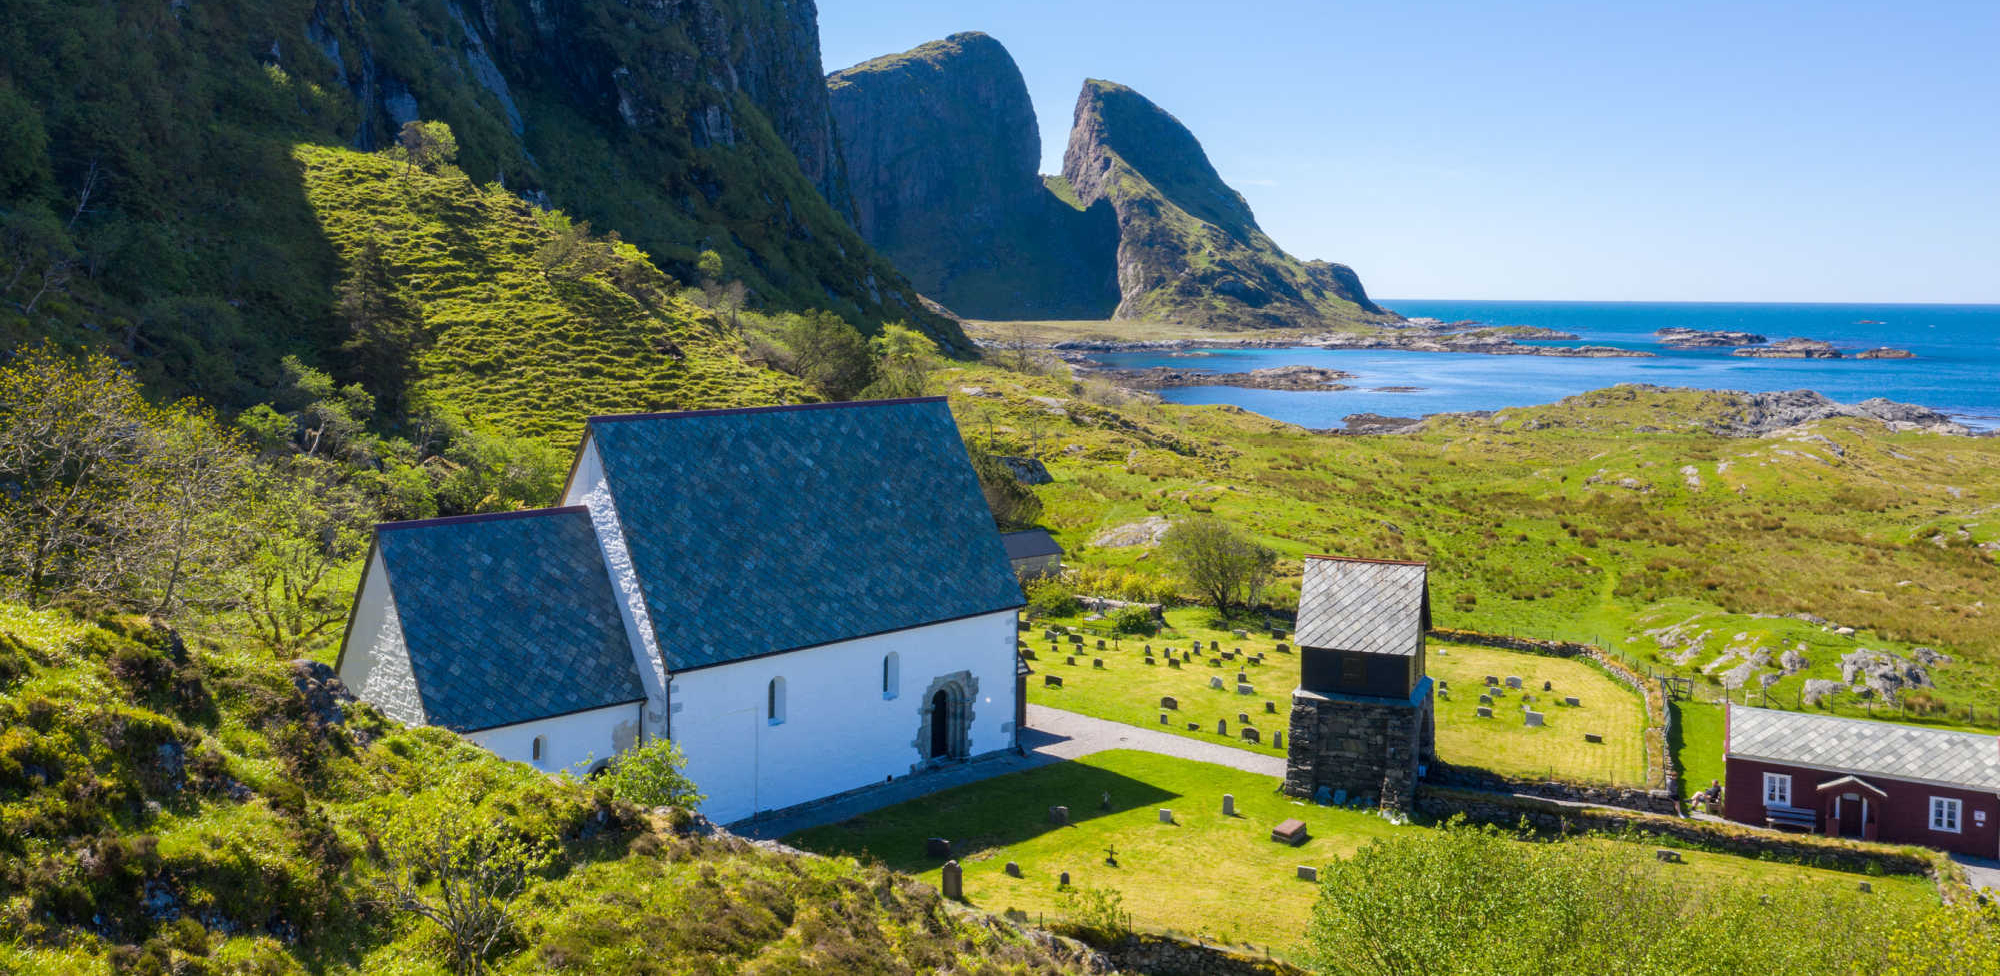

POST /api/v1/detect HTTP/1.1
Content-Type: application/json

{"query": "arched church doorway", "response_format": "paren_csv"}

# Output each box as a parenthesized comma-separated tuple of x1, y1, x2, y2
(930, 689, 952, 758)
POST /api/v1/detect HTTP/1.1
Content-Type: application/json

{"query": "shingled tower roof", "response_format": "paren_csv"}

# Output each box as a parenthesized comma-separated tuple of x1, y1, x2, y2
(1293, 556, 1429, 658)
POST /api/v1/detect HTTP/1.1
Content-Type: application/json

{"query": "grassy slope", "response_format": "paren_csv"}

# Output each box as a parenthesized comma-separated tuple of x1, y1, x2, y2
(0, 604, 1093, 974)
(1426, 643, 1648, 785)
(786, 750, 1935, 961)
(944, 368, 2000, 728)
(296, 147, 804, 440)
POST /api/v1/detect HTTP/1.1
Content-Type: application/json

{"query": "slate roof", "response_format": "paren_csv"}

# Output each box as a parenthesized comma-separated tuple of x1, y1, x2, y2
(372, 507, 646, 733)
(581, 398, 1025, 672)
(1293, 556, 1429, 658)
(1000, 528, 1063, 561)
(1728, 705, 2000, 792)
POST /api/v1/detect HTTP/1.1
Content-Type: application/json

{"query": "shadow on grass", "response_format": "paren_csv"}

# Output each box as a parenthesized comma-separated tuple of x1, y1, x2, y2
(787, 763, 1178, 871)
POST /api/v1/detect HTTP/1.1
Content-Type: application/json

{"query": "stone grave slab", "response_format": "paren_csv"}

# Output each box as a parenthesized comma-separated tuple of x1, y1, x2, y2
(1005, 861, 1022, 878)
(1221, 793, 1236, 816)
(1505, 675, 1523, 689)
(1159, 713, 1169, 724)
(1216, 719, 1229, 735)
(1265, 700, 1277, 713)
(1168, 659, 1182, 669)
(1161, 695, 1179, 710)
(1564, 696, 1581, 707)
(1237, 683, 1255, 695)
(1241, 727, 1260, 744)
(1654, 849, 1681, 863)
(1187, 721, 1200, 731)
(1485, 675, 1499, 686)
(1542, 680, 1553, 691)
(1159, 808, 1174, 824)
(1477, 706, 1494, 718)
(1479, 694, 1493, 706)
(1092, 658, 1104, 668)
(1044, 675, 1063, 688)
(1524, 711, 1544, 727)
(941, 860, 963, 900)
(925, 837, 952, 858)
(1584, 732, 1603, 743)
(1210, 676, 1225, 690)
(1273, 731, 1283, 749)
(1297, 865, 1318, 882)
(1048, 805, 1069, 825)
(1271, 818, 1310, 846)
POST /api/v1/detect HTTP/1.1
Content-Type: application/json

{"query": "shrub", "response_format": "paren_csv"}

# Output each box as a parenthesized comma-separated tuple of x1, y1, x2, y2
(1025, 576, 1081, 618)
(1109, 605, 1159, 636)
(598, 737, 703, 811)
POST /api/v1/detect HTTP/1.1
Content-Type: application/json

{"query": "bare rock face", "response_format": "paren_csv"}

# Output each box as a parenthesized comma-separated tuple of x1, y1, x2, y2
(1062, 79, 1390, 331)
(1856, 347, 1917, 359)
(1714, 389, 1968, 436)
(1656, 328, 1769, 347)
(1731, 338, 1842, 359)
(828, 33, 1118, 319)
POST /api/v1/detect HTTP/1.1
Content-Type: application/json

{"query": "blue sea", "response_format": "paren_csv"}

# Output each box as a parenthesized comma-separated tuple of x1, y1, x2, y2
(1089, 301, 2000, 432)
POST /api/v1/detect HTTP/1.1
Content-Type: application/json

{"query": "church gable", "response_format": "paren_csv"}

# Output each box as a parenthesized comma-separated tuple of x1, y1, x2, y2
(347, 507, 648, 732)
(575, 397, 1025, 672)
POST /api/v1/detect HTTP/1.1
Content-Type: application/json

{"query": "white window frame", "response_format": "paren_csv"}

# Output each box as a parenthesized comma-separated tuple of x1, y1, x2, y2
(531, 735, 545, 763)
(768, 676, 787, 726)
(1931, 796, 1963, 834)
(1762, 772, 1792, 807)
(882, 652, 900, 700)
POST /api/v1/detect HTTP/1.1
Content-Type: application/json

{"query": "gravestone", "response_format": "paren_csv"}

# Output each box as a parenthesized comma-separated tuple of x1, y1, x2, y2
(1097, 639, 1106, 650)
(1210, 641, 1221, 651)
(1271, 818, 1309, 846)
(1238, 712, 1251, 724)
(1044, 675, 1063, 688)
(1297, 865, 1319, 882)
(1654, 849, 1681, 864)
(1276, 643, 1290, 653)
(1021, 648, 1037, 660)
(1059, 871, 1070, 888)
(1187, 721, 1201, 731)
(1524, 711, 1544, 727)
(925, 837, 952, 858)
(1044, 629, 1057, 640)
(1438, 680, 1448, 690)
(1479, 694, 1493, 706)
(1584, 732, 1603, 743)
(1161, 696, 1179, 710)
(1210, 676, 1225, 690)
(1216, 719, 1229, 735)
(1237, 671, 1249, 683)
(1477, 706, 1494, 718)
(1564, 696, 1581, 707)
(1159, 713, 1169, 724)
(941, 860, 963, 900)
(1237, 683, 1255, 695)
(1332, 789, 1348, 806)
(1005, 861, 1022, 878)
(1266, 700, 1277, 713)
(1209, 659, 1222, 668)
(1542, 680, 1553, 691)
(1505, 675, 1522, 689)
(1273, 731, 1283, 749)
(1241, 727, 1260, 744)
(1092, 658, 1104, 669)
(1071, 635, 1084, 645)
(1168, 658, 1182, 669)
(1271, 630, 1285, 640)
(1065, 656, 1076, 666)
(1144, 657, 1156, 666)
(1222, 793, 1236, 816)
(1858, 881, 1872, 893)
(1234, 629, 1248, 638)
(1100, 791, 1111, 810)
(1159, 808, 1174, 824)
(1048, 805, 1069, 825)
(1018, 620, 1031, 632)
(1485, 675, 1499, 686)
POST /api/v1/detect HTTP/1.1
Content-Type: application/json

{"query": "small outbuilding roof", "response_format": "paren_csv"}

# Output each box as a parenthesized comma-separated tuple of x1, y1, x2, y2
(368, 507, 647, 733)
(1293, 556, 1429, 658)
(1727, 705, 2000, 793)
(578, 398, 1025, 672)
(999, 528, 1063, 561)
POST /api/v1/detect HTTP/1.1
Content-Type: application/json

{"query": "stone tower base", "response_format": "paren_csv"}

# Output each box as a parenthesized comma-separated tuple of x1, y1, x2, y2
(1283, 681, 1433, 813)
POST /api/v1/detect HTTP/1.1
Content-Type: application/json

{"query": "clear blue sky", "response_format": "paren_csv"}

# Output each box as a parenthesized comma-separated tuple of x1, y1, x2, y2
(818, 1, 1999, 303)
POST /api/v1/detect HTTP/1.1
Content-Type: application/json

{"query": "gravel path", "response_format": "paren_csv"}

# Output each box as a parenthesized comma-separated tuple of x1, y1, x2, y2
(1952, 854, 2000, 892)
(732, 705, 1282, 839)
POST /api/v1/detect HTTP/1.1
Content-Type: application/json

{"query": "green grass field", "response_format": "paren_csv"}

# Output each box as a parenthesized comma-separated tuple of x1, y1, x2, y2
(1672, 700, 1729, 797)
(785, 750, 1935, 960)
(1027, 609, 1651, 784)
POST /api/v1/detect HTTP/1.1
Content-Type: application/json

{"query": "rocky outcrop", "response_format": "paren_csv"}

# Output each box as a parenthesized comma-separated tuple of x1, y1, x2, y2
(828, 33, 1118, 319)
(1731, 338, 1842, 358)
(1856, 347, 1918, 359)
(1090, 364, 1354, 391)
(1062, 80, 1391, 330)
(1716, 390, 1970, 436)
(1656, 328, 1769, 347)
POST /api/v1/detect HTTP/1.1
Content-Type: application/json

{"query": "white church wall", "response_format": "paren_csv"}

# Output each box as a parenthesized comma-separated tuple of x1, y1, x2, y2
(562, 438, 671, 741)
(465, 702, 643, 778)
(670, 609, 1019, 824)
(337, 551, 426, 726)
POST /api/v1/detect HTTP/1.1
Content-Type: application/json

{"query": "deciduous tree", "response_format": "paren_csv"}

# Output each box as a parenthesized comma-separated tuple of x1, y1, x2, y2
(1158, 516, 1275, 612)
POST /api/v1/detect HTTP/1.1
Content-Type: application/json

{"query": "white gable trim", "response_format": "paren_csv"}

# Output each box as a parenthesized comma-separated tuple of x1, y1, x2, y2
(563, 435, 672, 739)
(336, 549, 426, 726)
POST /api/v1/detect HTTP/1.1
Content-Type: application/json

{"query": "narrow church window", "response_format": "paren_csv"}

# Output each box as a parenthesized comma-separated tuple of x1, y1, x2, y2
(768, 677, 786, 725)
(883, 652, 900, 699)
(532, 736, 545, 762)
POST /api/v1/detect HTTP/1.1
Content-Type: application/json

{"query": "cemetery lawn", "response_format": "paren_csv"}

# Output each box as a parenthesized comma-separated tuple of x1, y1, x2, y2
(783, 750, 1935, 960)
(1426, 643, 1649, 785)
(1672, 700, 1728, 797)
(1026, 609, 1650, 785)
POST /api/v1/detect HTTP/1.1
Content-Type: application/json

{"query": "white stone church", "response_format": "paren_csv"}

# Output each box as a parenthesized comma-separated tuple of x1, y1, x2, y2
(336, 397, 1027, 824)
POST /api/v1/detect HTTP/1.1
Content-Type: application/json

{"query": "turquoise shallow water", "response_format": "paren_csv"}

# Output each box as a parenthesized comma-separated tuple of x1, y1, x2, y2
(1089, 301, 2000, 431)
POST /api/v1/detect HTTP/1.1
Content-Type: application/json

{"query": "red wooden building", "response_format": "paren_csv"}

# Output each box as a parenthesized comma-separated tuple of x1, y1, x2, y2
(1722, 704, 2000, 858)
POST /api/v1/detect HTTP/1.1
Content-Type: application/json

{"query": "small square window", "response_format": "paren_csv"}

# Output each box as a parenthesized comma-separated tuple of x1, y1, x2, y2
(1931, 797, 1963, 833)
(1762, 773, 1791, 807)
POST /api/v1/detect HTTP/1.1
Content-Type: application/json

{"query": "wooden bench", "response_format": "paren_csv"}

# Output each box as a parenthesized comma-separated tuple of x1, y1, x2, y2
(1764, 805, 1817, 831)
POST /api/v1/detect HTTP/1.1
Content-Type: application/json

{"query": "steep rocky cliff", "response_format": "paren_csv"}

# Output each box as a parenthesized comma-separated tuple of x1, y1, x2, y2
(828, 33, 1118, 320)
(0, 0, 957, 413)
(1063, 79, 1390, 330)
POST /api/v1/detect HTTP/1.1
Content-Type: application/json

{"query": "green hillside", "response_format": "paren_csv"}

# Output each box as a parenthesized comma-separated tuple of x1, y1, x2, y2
(0, 0, 954, 417)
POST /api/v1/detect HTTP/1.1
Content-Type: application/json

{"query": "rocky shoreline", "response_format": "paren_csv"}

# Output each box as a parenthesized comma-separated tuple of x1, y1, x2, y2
(1037, 324, 1652, 361)
(1329, 388, 1976, 438)
(1086, 364, 1356, 391)
(1655, 328, 1914, 360)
